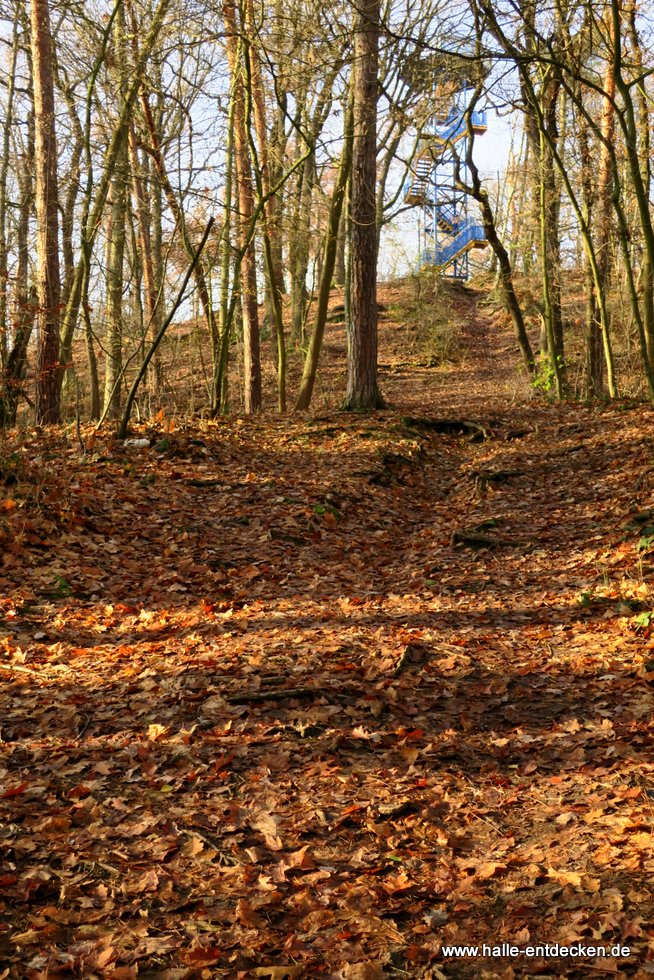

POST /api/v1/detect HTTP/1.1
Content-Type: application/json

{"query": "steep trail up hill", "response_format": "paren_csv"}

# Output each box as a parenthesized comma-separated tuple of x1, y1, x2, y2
(0, 284, 653, 978)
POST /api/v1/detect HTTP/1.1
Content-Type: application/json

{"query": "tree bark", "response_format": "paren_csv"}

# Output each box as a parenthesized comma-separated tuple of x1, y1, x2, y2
(0, 10, 19, 374)
(223, 0, 261, 413)
(611, 0, 654, 362)
(242, 0, 286, 409)
(103, 163, 128, 419)
(624, 0, 653, 363)
(103, 5, 129, 420)
(31, 0, 62, 424)
(344, 0, 383, 411)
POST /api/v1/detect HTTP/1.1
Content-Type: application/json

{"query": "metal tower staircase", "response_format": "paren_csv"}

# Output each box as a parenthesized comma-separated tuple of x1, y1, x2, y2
(404, 91, 488, 279)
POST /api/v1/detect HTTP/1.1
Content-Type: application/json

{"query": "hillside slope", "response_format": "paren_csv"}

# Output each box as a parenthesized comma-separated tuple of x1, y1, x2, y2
(1, 281, 653, 978)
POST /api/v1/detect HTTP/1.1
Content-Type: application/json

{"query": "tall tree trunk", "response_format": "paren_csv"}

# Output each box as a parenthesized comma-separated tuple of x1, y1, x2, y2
(515, 0, 564, 364)
(0, 119, 35, 429)
(593, 56, 617, 395)
(611, 0, 654, 361)
(625, 0, 653, 363)
(214, 73, 236, 413)
(344, 0, 383, 410)
(150, 100, 165, 392)
(577, 88, 603, 395)
(223, 0, 261, 413)
(0, 14, 27, 426)
(538, 127, 564, 398)
(31, 0, 62, 424)
(0, 8, 20, 373)
(243, 0, 286, 410)
(103, 6, 128, 420)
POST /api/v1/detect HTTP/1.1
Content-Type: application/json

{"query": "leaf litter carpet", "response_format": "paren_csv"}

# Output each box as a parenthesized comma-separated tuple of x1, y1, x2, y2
(1, 290, 654, 978)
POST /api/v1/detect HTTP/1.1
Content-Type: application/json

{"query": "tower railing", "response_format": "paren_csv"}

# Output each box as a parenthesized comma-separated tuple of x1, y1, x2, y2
(404, 98, 488, 279)
(423, 109, 487, 147)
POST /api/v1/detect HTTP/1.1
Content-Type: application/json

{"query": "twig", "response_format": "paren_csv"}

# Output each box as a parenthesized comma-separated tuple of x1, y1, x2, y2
(75, 375, 87, 455)
(118, 217, 215, 439)
(0, 661, 50, 676)
(225, 687, 317, 704)
(635, 465, 654, 491)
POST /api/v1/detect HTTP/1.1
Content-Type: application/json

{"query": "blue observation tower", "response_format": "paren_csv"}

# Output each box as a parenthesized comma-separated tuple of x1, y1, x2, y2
(405, 84, 488, 279)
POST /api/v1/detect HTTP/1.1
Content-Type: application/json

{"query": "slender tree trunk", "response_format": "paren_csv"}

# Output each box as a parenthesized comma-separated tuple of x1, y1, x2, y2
(244, 0, 286, 399)
(118, 218, 214, 438)
(593, 59, 617, 395)
(538, 128, 564, 398)
(287, 73, 337, 344)
(625, 0, 653, 364)
(31, 0, 62, 424)
(517, 54, 618, 399)
(455, 135, 535, 376)
(290, 147, 314, 343)
(508, 130, 528, 273)
(0, 9, 19, 372)
(103, 160, 128, 419)
(139, 88, 220, 367)
(577, 91, 603, 395)
(0, 135, 35, 429)
(344, 175, 352, 345)
(223, 0, 261, 413)
(374, 128, 403, 257)
(612, 154, 654, 401)
(103, 6, 129, 420)
(82, 269, 101, 420)
(542, 136, 564, 360)
(610, 0, 654, 362)
(150, 107, 165, 390)
(268, 94, 288, 295)
(344, 0, 383, 410)
(295, 99, 353, 411)
(214, 73, 237, 412)
(58, 83, 84, 315)
(560, 65, 654, 402)
(334, 207, 346, 287)
(242, 0, 286, 410)
(517, 0, 564, 365)
(58, 0, 171, 374)
(129, 126, 161, 386)
(0, 14, 26, 426)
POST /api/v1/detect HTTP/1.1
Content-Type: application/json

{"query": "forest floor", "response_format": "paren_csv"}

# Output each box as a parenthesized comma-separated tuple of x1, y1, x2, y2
(2, 281, 654, 979)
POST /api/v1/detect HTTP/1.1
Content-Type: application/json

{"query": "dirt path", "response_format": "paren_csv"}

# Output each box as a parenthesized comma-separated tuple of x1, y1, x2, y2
(1, 290, 653, 978)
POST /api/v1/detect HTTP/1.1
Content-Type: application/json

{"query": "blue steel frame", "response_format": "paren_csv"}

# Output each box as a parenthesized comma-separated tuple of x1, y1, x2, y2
(404, 92, 487, 280)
